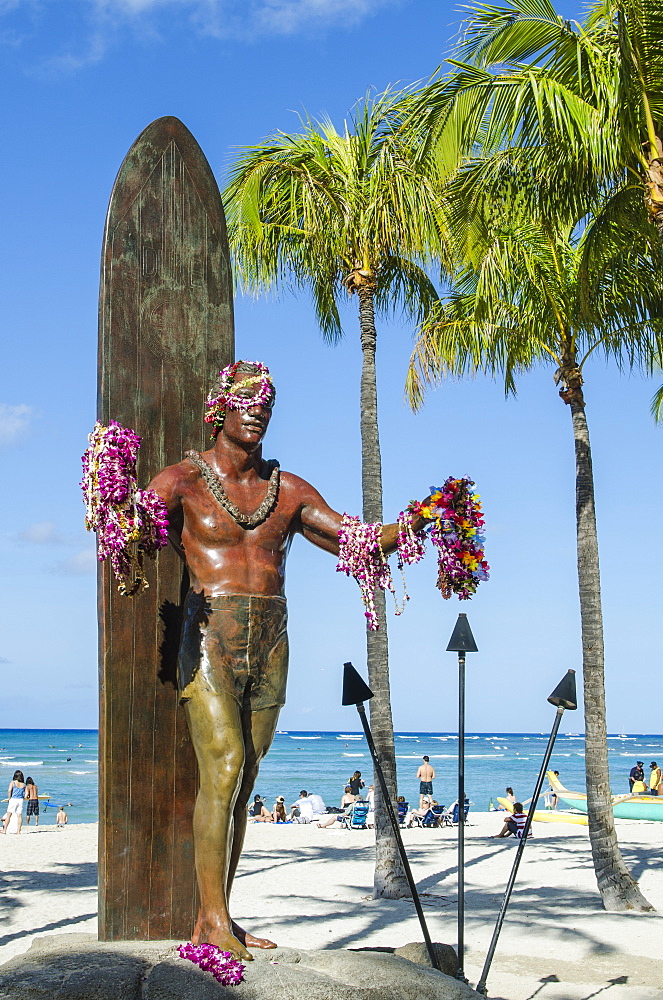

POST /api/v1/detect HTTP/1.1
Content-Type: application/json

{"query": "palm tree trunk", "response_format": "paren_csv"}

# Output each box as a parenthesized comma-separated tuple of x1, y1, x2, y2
(643, 142, 663, 249)
(567, 384, 653, 911)
(358, 285, 408, 899)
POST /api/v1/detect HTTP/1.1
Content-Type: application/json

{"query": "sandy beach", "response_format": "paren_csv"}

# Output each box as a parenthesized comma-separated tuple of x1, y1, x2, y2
(1, 814, 662, 999)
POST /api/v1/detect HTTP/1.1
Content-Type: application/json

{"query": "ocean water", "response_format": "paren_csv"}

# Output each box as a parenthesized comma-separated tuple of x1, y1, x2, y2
(1, 729, 660, 824)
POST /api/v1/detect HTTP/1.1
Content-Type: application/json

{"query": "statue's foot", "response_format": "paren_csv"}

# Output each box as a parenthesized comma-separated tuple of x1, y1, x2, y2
(192, 915, 253, 962)
(232, 921, 277, 950)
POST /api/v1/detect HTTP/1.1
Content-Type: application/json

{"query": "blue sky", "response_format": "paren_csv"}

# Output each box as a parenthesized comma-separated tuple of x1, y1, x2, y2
(0, 0, 661, 733)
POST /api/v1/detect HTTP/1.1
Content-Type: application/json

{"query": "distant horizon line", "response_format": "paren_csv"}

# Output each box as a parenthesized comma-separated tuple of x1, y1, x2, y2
(0, 727, 660, 737)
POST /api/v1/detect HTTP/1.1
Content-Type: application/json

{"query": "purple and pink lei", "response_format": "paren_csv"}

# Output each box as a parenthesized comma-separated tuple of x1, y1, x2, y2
(82, 422, 488, 616)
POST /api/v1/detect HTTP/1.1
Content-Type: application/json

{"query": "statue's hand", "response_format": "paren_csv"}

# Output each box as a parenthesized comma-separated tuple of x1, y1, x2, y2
(408, 494, 437, 531)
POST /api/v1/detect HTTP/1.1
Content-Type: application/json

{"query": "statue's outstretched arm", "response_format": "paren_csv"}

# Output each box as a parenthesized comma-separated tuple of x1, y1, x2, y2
(297, 477, 430, 556)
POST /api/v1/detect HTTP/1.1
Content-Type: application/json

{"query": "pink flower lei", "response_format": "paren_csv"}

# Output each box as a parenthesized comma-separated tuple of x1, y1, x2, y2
(205, 360, 274, 438)
(177, 943, 245, 986)
(81, 421, 169, 596)
(336, 510, 426, 631)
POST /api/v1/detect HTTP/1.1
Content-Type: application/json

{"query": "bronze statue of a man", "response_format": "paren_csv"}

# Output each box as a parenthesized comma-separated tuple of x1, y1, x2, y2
(149, 360, 426, 960)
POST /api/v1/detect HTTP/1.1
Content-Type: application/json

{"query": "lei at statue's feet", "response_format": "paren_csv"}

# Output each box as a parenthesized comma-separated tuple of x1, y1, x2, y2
(232, 921, 277, 950)
(192, 913, 253, 962)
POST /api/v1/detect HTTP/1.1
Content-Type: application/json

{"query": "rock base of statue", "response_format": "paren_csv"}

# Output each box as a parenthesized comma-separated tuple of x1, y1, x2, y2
(0, 934, 479, 999)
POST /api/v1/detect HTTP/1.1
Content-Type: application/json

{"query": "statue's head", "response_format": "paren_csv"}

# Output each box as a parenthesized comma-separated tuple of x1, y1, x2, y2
(205, 360, 276, 439)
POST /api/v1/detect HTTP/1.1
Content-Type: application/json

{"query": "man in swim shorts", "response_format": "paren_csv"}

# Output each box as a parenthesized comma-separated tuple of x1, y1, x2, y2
(416, 756, 435, 808)
(149, 361, 430, 961)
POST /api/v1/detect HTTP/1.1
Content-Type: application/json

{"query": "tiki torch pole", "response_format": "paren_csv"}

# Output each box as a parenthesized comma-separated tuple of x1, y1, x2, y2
(342, 662, 440, 972)
(476, 670, 578, 997)
(446, 613, 478, 983)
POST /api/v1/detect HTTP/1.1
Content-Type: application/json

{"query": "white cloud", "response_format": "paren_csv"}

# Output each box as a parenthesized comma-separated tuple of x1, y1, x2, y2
(53, 547, 98, 575)
(19, 521, 69, 545)
(37, 0, 395, 71)
(0, 403, 32, 445)
(251, 0, 387, 35)
(95, 0, 389, 28)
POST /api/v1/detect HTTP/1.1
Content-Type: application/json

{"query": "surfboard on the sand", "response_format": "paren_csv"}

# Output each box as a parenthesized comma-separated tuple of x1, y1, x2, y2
(98, 116, 234, 940)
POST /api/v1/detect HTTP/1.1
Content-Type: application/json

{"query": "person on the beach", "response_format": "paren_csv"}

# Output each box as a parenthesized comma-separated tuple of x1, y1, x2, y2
(148, 360, 431, 960)
(416, 756, 435, 807)
(248, 795, 273, 822)
(317, 786, 358, 828)
(494, 802, 529, 838)
(307, 791, 327, 819)
(366, 786, 375, 827)
(273, 797, 287, 823)
(2, 770, 26, 834)
(347, 771, 364, 796)
(56, 806, 68, 827)
(546, 774, 559, 809)
(406, 796, 432, 827)
(25, 777, 39, 826)
(629, 761, 644, 792)
(290, 790, 314, 823)
(649, 762, 661, 795)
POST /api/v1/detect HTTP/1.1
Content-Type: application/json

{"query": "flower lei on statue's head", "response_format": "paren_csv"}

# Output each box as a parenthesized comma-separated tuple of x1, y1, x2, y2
(81, 421, 169, 596)
(411, 476, 489, 599)
(204, 360, 275, 438)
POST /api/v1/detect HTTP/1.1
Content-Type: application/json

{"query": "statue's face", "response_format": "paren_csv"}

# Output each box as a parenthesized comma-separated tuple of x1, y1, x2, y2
(221, 374, 273, 447)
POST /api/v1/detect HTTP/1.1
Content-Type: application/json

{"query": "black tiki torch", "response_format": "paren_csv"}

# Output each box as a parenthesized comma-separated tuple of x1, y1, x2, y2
(476, 669, 578, 996)
(446, 612, 478, 983)
(342, 661, 440, 972)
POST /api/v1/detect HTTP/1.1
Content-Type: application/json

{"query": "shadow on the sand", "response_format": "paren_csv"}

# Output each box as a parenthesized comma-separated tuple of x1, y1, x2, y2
(0, 862, 98, 943)
(0, 862, 97, 896)
(0, 912, 98, 949)
(235, 836, 662, 962)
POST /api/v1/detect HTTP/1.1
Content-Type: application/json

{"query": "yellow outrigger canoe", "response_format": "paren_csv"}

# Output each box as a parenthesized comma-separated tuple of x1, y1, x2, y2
(496, 795, 588, 826)
(547, 770, 663, 821)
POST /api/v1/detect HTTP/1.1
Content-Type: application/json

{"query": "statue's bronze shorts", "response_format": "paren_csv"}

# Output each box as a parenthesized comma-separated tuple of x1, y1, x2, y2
(178, 591, 288, 713)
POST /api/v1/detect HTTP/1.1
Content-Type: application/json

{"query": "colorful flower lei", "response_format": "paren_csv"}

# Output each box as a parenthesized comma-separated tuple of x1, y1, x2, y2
(177, 943, 245, 986)
(205, 360, 275, 438)
(337, 478, 488, 626)
(81, 421, 169, 596)
(412, 476, 489, 599)
(336, 510, 426, 630)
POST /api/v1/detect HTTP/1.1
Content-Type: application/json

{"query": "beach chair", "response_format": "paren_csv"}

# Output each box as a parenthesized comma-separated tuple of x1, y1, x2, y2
(397, 801, 409, 827)
(442, 800, 470, 827)
(341, 800, 370, 829)
(426, 804, 446, 827)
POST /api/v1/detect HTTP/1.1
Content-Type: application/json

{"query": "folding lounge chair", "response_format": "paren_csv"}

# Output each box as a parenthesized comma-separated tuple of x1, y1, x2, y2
(442, 800, 470, 826)
(425, 804, 446, 827)
(410, 804, 444, 828)
(341, 800, 370, 829)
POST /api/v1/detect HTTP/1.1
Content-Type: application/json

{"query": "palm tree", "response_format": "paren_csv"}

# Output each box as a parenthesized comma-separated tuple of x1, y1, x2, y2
(399, 0, 663, 913)
(223, 90, 444, 898)
(408, 212, 663, 911)
(408, 0, 663, 250)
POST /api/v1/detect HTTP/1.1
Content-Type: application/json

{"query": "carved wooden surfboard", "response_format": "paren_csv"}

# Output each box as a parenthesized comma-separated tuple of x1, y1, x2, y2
(98, 117, 234, 940)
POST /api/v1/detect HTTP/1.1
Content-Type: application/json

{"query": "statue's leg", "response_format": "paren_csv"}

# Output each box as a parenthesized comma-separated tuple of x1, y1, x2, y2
(228, 704, 281, 949)
(227, 594, 288, 951)
(183, 686, 253, 960)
